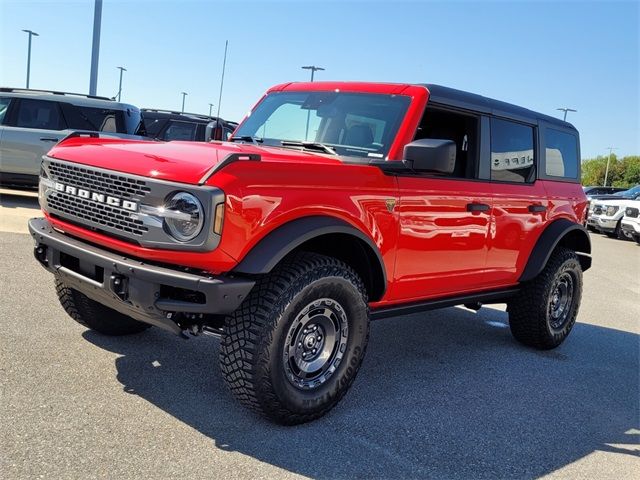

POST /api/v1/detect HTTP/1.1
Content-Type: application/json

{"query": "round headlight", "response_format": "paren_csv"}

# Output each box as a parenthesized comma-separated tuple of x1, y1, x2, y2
(164, 192, 204, 242)
(606, 206, 619, 216)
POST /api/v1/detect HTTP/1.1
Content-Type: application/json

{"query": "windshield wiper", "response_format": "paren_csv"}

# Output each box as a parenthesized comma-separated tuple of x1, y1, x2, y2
(229, 135, 263, 144)
(280, 140, 337, 155)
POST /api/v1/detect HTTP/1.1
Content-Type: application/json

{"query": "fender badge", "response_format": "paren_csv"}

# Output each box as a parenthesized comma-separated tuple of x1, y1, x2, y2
(385, 199, 396, 213)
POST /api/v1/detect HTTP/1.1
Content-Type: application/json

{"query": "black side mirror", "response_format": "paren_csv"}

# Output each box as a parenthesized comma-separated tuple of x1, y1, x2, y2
(206, 121, 224, 141)
(403, 139, 456, 174)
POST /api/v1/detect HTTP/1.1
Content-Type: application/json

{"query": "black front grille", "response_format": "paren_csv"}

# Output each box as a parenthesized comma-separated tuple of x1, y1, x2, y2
(626, 207, 639, 218)
(48, 192, 148, 236)
(48, 161, 151, 200)
(45, 160, 150, 237)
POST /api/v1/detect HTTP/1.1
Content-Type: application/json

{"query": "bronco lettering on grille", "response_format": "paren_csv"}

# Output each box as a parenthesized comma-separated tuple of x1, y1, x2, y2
(54, 182, 138, 212)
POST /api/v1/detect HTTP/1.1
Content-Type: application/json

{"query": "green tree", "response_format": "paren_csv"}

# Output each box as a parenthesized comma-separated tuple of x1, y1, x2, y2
(581, 154, 640, 187)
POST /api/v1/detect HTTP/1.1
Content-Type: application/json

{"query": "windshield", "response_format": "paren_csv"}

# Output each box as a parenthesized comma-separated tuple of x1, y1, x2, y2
(233, 91, 411, 158)
(615, 185, 640, 197)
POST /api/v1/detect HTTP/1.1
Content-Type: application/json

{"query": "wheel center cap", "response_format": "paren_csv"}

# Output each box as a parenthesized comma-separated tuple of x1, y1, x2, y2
(304, 335, 316, 349)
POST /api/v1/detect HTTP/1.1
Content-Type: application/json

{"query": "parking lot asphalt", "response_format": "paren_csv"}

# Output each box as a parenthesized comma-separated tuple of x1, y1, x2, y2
(1, 190, 638, 479)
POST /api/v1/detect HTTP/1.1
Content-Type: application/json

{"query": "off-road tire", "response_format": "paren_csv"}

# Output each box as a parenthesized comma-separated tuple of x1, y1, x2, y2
(219, 252, 370, 425)
(55, 277, 151, 336)
(605, 220, 622, 239)
(508, 247, 582, 350)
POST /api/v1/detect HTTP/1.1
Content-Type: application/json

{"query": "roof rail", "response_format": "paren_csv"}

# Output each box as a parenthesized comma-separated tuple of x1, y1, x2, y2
(141, 108, 220, 121)
(0, 87, 113, 101)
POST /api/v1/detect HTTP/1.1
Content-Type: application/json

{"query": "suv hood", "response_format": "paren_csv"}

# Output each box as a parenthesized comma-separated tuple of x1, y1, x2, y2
(593, 198, 636, 207)
(47, 138, 342, 184)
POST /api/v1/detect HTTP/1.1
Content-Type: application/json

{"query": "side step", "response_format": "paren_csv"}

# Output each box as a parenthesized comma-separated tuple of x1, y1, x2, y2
(370, 288, 519, 320)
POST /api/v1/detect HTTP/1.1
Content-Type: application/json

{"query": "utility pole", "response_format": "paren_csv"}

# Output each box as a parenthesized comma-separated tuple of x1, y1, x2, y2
(556, 107, 577, 122)
(209, 103, 214, 117)
(301, 65, 325, 139)
(181, 92, 188, 113)
(89, 0, 103, 96)
(116, 66, 126, 102)
(22, 29, 39, 88)
(604, 147, 617, 187)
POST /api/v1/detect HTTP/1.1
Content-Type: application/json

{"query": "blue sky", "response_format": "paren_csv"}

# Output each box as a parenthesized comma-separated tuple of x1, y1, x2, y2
(1, 0, 638, 158)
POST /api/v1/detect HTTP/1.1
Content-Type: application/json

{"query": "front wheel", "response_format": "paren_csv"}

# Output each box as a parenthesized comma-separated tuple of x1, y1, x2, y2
(219, 252, 370, 425)
(508, 247, 583, 350)
(55, 278, 152, 336)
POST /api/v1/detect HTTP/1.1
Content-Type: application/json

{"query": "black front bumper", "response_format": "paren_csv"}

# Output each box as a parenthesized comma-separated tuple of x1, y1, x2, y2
(28, 218, 255, 335)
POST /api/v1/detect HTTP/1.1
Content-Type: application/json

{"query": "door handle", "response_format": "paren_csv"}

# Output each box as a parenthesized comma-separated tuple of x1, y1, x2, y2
(40, 137, 60, 142)
(528, 204, 547, 213)
(466, 203, 490, 212)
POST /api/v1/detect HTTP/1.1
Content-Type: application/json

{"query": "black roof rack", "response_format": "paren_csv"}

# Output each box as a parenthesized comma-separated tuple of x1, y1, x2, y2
(0, 87, 113, 101)
(141, 108, 219, 121)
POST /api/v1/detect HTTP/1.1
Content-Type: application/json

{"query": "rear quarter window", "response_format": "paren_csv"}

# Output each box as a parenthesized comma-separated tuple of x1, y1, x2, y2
(545, 128, 578, 179)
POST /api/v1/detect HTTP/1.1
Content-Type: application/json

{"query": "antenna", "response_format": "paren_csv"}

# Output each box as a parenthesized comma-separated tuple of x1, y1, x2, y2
(216, 40, 228, 121)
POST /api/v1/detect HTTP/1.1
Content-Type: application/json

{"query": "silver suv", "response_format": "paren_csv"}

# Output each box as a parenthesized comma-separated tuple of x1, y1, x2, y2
(0, 88, 146, 187)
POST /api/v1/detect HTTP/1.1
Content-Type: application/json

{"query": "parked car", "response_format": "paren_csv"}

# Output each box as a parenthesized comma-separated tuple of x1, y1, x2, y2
(142, 109, 237, 142)
(585, 185, 640, 230)
(30, 81, 591, 424)
(0, 88, 146, 187)
(621, 201, 640, 244)
(587, 186, 640, 238)
(583, 186, 626, 196)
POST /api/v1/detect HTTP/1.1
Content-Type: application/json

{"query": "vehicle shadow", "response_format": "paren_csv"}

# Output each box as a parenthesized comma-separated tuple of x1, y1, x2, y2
(83, 306, 639, 479)
(0, 191, 40, 210)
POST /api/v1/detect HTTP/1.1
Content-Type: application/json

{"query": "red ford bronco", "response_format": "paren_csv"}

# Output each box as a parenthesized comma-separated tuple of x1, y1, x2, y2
(29, 82, 591, 424)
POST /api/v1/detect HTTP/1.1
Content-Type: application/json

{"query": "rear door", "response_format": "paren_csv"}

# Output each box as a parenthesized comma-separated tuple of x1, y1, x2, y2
(483, 117, 548, 287)
(0, 98, 68, 177)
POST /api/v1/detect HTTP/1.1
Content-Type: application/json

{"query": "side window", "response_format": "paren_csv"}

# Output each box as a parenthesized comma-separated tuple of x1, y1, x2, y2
(15, 99, 65, 130)
(162, 121, 198, 141)
(414, 107, 479, 178)
(0, 98, 11, 124)
(490, 118, 535, 183)
(545, 128, 578, 179)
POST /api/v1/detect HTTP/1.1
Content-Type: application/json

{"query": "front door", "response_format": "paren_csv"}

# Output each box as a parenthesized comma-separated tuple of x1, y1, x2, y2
(392, 177, 494, 301)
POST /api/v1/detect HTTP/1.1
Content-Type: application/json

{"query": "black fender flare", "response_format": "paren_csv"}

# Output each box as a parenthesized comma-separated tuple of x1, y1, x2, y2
(233, 215, 387, 299)
(519, 218, 592, 282)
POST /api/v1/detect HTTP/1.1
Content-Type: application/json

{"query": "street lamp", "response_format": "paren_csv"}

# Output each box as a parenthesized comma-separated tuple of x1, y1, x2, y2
(604, 147, 617, 187)
(209, 103, 214, 117)
(22, 29, 39, 88)
(181, 92, 188, 113)
(557, 107, 577, 122)
(301, 65, 325, 82)
(116, 66, 127, 102)
(301, 65, 325, 139)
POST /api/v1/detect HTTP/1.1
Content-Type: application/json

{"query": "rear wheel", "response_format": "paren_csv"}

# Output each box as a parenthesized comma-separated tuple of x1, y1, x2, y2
(55, 278, 151, 336)
(219, 252, 370, 425)
(508, 248, 582, 350)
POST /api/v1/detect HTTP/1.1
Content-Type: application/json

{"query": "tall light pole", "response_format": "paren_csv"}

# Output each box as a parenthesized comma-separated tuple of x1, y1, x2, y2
(301, 65, 325, 82)
(209, 103, 214, 117)
(301, 65, 325, 139)
(116, 66, 126, 102)
(604, 147, 617, 187)
(89, 0, 103, 96)
(181, 92, 188, 113)
(22, 29, 39, 88)
(557, 107, 577, 122)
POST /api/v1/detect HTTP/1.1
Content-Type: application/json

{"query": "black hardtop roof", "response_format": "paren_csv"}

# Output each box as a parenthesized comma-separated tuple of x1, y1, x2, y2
(420, 84, 576, 131)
